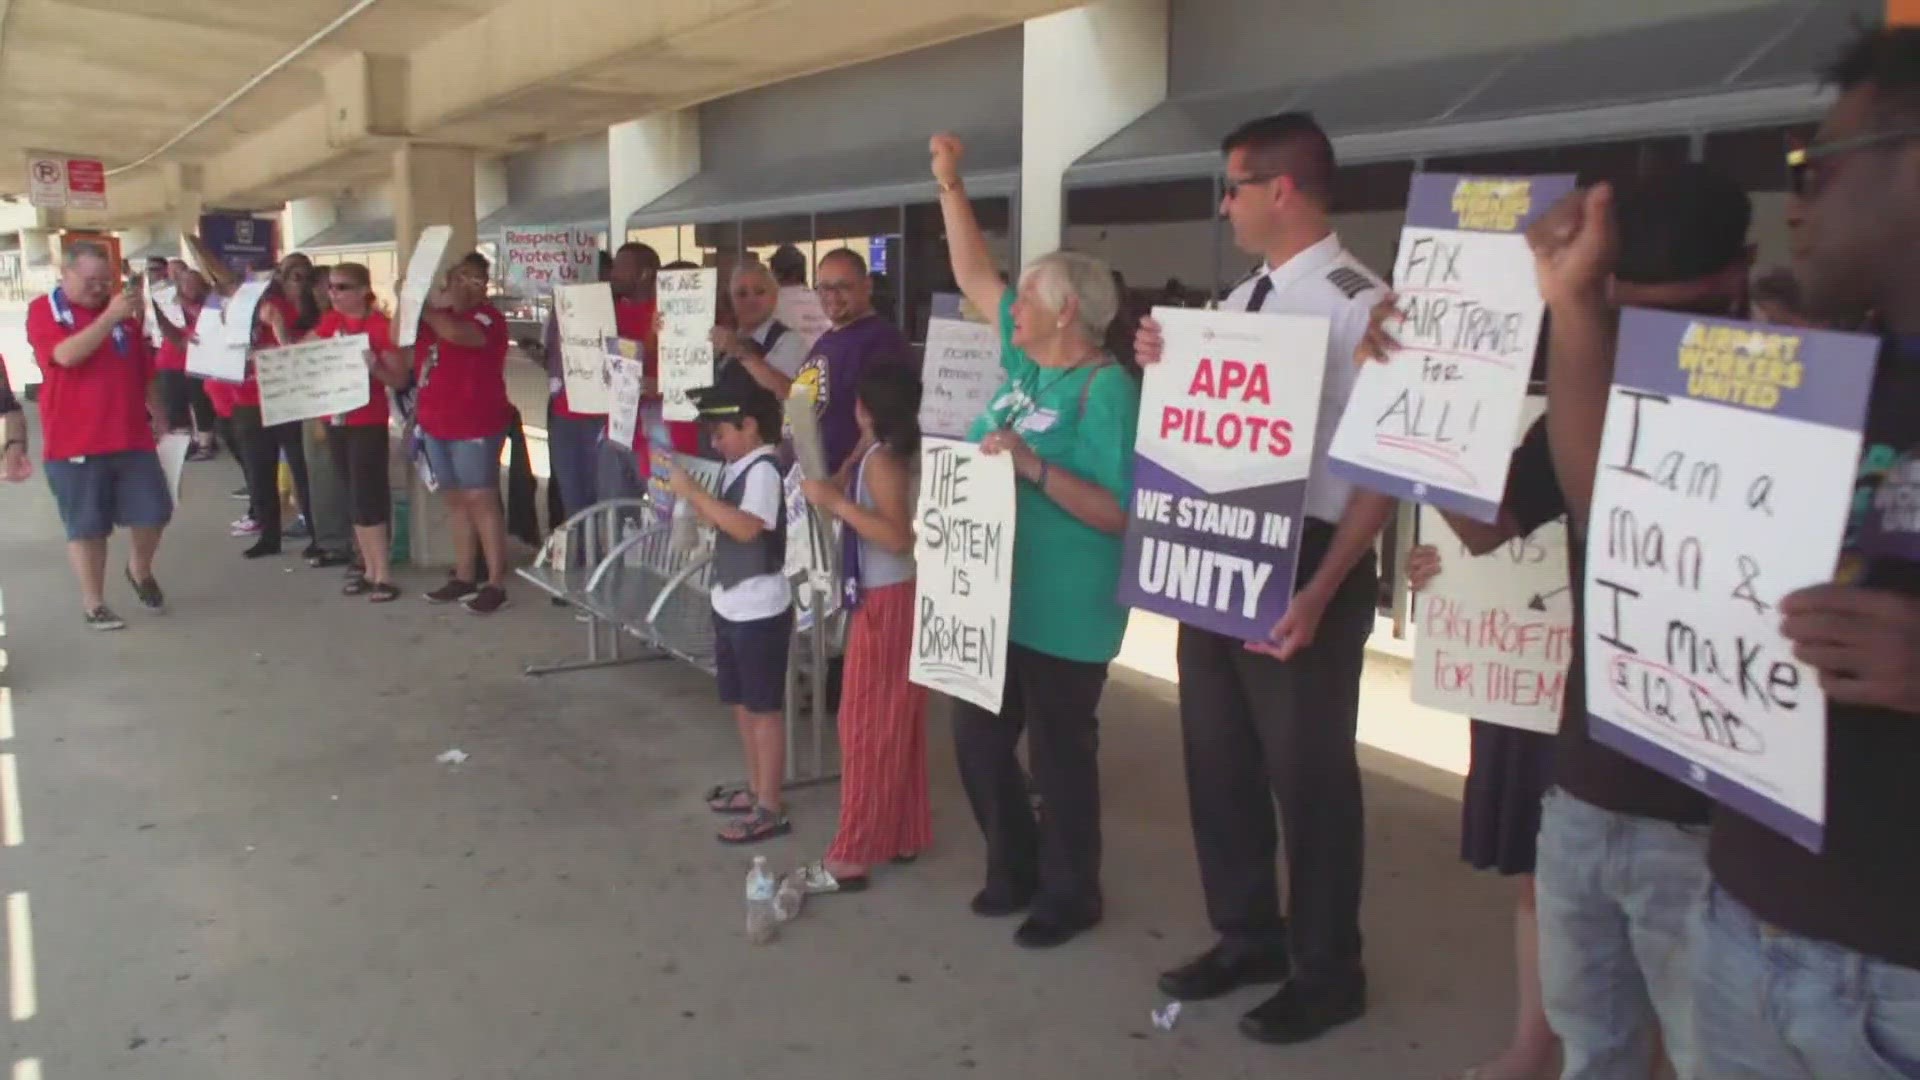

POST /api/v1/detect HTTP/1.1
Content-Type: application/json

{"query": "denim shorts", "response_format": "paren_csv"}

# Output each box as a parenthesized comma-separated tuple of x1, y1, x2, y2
(713, 609, 793, 713)
(421, 433, 504, 492)
(44, 450, 174, 540)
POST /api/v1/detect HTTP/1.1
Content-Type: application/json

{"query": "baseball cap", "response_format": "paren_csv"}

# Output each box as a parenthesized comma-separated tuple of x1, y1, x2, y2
(1612, 164, 1751, 286)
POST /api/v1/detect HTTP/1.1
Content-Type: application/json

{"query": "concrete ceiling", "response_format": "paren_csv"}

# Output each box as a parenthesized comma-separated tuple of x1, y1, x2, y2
(0, 0, 1079, 226)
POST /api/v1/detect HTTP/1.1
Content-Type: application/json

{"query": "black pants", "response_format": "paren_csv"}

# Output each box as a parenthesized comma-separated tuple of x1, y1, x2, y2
(328, 425, 391, 528)
(157, 371, 215, 434)
(952, 643, 1110, 923)
(1176, 527, 1377, 983)
(232, 404, 312, 542)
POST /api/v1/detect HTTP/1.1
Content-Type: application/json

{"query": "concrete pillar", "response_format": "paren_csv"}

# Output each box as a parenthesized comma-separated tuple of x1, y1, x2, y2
(608, 110, 700, 241)
(285, 197, 338, 250)
(1019, 0, 1170, 262)
(475, 156, 509, 228)
(391, 143, 479, 570)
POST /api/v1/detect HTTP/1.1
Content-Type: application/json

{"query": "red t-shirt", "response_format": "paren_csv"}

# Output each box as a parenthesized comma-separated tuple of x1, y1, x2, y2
(26, 293, 157, 461)
(414, 303, 512, 440)
(205, 378, 237, 418)
(316, 309, 395, 428)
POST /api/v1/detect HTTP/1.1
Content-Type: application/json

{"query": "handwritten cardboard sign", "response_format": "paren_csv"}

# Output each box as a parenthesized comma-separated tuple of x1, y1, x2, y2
(255, 334, 372, 426)
(195, 279, 272, 383)
(785, 467, 841, 632)
(185, 302, 239, 382)
(1584, 308, 1878, 853)
(1329, 173, 1576, 520)
(394, 224, 452, 348)
(1117, 306, 1329, 641)
(1413, 399, 1572, 732)
(909, 438, 1015, 713)
(604, 336, 645, 449)
(504, 226, 598, 294)
(920, 316, 1004, 439)
(658, 269, 717, 421)
(554, 283, 616, 414)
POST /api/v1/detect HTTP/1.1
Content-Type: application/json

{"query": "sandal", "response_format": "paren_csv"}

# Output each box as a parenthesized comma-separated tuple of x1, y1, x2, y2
(342, 575, 371, 596)
(367, 582, 402, 603)
(704, 783, 756, 814)
(717, 806, 791, 845)
(794, 860, 869, 895)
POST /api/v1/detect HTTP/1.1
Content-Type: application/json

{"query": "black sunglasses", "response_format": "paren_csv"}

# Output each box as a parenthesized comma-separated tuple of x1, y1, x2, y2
(1787, 127, 1920, 198)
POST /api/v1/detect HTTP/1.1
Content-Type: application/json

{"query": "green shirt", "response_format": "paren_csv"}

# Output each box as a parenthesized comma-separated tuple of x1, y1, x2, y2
(966, 291, 1139, 664)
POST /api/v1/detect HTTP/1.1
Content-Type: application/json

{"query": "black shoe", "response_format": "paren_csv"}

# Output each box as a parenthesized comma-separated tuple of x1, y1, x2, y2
(308, 550, 352, 569)
(1014, 910, 1101, 950)
(1158, 942, 1292, 1002)
(1238, 973, 1367, 1046)
(83, 605, 126, 631)
(300, 543, 324, 561)
(243, 539, 282, 559)
(970, 883, 1035, 918)
(124, 567, 165, 612)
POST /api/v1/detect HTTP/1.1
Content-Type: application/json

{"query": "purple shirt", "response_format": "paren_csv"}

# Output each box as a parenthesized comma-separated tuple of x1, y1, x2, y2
(793, 312, 913, 473)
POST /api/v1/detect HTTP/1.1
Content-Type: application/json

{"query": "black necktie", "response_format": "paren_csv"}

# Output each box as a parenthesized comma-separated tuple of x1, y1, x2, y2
(1246, 275, 1273, 313)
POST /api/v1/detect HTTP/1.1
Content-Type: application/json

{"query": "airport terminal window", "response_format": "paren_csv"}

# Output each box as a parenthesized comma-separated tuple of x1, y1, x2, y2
(901, 197, 1011, 342)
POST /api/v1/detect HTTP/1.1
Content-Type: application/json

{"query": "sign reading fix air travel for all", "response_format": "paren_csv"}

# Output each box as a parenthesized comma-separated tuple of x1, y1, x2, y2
(1328, 173, 1576, 521)
(1116, 306, 1330, 641)
(1583, 308, 1878, 854)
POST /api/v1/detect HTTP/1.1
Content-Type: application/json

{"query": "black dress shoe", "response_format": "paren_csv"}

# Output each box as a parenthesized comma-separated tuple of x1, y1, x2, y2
(970, 883, 1035, 918)
(1157, 943, 1291, 1001)
(1013, 911, 1100, 949)
(242, 539, 282, 560)
(1238, 972, 1367, 1045)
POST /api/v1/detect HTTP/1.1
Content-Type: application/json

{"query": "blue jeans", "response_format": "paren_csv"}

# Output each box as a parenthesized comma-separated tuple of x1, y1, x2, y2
(1535, 787, 1710, 1080)
(546, 409, 602, 521)
(1693, 884, 1920, 1079)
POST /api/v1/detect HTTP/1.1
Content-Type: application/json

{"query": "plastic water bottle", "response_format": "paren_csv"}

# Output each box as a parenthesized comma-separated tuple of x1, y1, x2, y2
(745, 856, 779, 945)
(772, 869, 806, 925)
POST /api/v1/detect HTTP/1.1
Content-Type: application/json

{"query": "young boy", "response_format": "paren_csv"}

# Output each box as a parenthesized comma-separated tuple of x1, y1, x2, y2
(666, 369, 794, 844)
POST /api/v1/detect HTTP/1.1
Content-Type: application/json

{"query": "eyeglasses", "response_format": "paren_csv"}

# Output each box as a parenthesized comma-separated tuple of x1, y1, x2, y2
(815, 281, 859, 295)
(327, 283, 358, 292)
(1787, 127, 1920, 198)
(1222, 172, 1281, 200)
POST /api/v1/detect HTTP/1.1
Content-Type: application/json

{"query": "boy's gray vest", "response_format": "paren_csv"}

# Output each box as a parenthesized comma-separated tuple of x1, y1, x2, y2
(713, 455, 786, 588)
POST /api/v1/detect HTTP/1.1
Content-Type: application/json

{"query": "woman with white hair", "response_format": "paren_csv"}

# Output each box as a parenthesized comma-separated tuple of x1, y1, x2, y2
(930, 133, 1140, 950)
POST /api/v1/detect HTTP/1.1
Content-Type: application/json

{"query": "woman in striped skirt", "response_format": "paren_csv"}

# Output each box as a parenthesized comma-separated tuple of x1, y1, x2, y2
(795, 364, 929, 894)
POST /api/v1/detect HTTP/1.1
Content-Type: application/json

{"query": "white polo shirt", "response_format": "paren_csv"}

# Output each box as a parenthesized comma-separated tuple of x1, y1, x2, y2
(1223, 234, 1389, 526)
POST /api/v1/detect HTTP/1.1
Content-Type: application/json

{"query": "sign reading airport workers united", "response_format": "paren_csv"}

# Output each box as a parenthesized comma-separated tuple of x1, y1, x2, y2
(1116, 306, 1329, 641)
(1584, 308, 1877, 854)
(1328, 173, 1575, 520)
(909, 438, 1015, 713)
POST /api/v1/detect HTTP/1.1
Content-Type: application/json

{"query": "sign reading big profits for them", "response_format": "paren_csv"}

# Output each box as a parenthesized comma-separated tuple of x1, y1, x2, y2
(1584, 308, 1878, 854)
(1328, 173, 1575, 520)
(1117, 306, 1330, 641)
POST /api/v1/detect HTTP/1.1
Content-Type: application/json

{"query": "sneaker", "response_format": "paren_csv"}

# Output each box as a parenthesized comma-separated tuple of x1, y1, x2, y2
(185, 445, 217, 463)
(83, 606, 127, 631)
(424, 579, 479, 604)
(287, 515, 313, 540)
(463, 585, 510, 616)
(124, 568, 165, 612)
(230, 517, 261, 537)
(242, 539, 282, 560)
(230, 487, 250, 501)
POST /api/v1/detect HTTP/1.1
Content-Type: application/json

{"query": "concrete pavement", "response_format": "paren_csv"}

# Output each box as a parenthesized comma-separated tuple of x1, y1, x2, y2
(0, 413, 1513, 1079)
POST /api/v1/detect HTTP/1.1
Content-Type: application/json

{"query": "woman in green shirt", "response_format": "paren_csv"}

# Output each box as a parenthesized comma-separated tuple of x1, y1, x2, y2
(931, 133, 1140, 950)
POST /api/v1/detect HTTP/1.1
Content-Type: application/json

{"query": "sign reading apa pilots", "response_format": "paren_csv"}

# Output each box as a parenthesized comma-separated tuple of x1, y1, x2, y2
(27, 154, 106, 210)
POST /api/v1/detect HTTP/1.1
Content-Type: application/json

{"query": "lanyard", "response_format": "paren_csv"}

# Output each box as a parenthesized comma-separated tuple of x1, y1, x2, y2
(50, 287, 130, 355)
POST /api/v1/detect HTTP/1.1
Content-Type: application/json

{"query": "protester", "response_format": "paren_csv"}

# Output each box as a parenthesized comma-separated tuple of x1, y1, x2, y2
(153, 269, 218, 459)
(1, 354, 27, 483)
(1686, 26, 1920, 1077)
(930, 133, 1138, 949)
(1406, 543, 1559, 1080)
(25, 242, 171, 629)
(789, 250, 914, 477)
(668, 370, 793, 844)
(413, 252, 515, 614)
(313, 262, 405, 602)
(769, 244, 808, 290)
(233, 255, 319, 558)
(711, 261, 808, 399)
(793, 363, 928, 894)
(541, 250, 616, 526)
(594, 242, 665, 501)
(1133, 113, 1395, 1044)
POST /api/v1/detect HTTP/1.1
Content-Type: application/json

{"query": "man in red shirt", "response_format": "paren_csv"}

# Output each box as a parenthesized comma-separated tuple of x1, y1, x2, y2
(413, 252, 516, 615)
(594, 243, 665, 495)
(25, 242, 171, 630)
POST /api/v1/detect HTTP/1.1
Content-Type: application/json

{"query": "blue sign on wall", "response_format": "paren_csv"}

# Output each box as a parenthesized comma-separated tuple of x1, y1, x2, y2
(198, 212, 279, 278)
(868, 236, 893, 276)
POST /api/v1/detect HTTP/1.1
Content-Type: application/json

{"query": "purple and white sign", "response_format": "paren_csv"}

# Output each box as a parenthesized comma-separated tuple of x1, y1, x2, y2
(1329, 173, 1575, 521)
(1584, 308, 1879, 853)
(1117, 306, 1329, 641)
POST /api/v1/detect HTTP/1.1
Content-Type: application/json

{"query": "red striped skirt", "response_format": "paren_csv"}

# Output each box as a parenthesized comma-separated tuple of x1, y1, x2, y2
(825, 580, 932, 865)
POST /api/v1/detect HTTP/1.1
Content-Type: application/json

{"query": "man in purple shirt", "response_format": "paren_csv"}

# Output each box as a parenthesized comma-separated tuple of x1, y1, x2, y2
(791, 249, 913, 475)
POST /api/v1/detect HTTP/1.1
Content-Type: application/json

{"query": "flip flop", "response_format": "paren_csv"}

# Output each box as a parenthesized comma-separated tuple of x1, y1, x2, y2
(717, 806, 791, 845)
(367, 582, 402, 603)
(794, 861, 870, 895)
(704, 783, 755, 814)
(342, 575, 372, 596)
